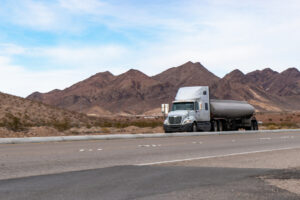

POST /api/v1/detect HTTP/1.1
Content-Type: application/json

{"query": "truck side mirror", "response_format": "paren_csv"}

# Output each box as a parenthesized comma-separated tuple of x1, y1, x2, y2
(161, 104, 169, 115)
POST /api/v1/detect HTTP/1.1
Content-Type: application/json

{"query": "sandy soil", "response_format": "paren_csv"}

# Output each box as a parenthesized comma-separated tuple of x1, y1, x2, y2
(266, 179, 300, 195)
(262, 167, 300, 195)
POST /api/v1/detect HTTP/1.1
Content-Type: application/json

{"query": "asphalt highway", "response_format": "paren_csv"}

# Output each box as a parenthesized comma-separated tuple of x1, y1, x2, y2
(1, 131, 300, 199)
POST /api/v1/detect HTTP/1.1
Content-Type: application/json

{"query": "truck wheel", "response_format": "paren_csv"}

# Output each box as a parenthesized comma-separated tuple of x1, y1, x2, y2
(219, 121, 223, 131)
(212, 121, 218, 132)
(246, 121, 255, 131)
(192, 123, 197, 132)
(252, 121, 258, 130)
(250, 122, 254, 130)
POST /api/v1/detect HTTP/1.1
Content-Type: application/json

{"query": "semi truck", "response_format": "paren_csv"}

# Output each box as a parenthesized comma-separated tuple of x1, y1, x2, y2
(163, 86, 258, 133)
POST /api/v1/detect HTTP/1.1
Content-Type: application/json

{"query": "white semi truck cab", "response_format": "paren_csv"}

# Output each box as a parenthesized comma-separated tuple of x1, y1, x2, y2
(163, 86, 258, 133)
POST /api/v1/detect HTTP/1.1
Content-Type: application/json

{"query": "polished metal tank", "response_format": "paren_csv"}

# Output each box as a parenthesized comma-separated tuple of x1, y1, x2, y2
(210, 99, 255, 118)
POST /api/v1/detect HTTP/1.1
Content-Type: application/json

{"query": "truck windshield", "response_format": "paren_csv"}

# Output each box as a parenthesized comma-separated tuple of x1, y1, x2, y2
(172, 102, 195, 111)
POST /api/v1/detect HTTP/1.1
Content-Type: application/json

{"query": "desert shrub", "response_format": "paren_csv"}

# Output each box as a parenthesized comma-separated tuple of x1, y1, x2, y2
(2, 113, 26, 132)
(131, 120, 162, 128)
(280, 122, 298, 129)
(50, 119, 71, 131)
(101, 127, 111, 133)
(86, 123, 92, 129)
(264, 122, 299, 130)
(266, 123, 278, 130)
(93, 118, 163, 129)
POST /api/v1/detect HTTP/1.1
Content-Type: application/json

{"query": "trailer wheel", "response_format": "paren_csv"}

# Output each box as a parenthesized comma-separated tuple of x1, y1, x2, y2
(219, 121, 223, 131)
(252, 120, 258, 130)
(212, 121, 218, 132)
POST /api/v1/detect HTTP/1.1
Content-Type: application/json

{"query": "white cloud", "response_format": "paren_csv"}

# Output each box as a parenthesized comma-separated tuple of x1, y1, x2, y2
(0, 55, 94, 97)
(0, 44, 26, 55)
(38, 45, 128, 67)
(8, 0, 59, 31)
(59, 0, 105, 14)
(1, 0, 300, 97)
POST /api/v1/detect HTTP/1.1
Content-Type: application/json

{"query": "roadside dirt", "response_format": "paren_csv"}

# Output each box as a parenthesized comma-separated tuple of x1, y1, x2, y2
(262, 168, 300, 195)
(0, 126, 164, 138)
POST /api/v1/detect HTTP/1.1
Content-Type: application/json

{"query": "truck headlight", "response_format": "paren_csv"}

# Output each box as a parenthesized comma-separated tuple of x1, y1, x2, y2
(183, 119, 193, 124)
(164, 119, 169, 125)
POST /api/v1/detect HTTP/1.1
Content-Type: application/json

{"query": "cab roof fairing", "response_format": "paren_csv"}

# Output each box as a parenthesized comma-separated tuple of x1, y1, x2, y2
(175, 86, 209, 101)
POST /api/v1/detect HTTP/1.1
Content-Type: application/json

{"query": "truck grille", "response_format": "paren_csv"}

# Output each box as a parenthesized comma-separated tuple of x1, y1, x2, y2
(169, 116, 182, 124)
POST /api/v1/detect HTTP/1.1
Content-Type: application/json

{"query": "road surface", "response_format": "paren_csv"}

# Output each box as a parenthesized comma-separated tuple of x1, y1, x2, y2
(1, 131, 300, 199)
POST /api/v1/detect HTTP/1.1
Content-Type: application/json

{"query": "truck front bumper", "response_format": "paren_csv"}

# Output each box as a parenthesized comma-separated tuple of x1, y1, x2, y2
(163, 123, 193, 133)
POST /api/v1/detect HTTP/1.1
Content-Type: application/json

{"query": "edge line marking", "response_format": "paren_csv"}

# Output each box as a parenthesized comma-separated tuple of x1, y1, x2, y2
(135, 146, 300, 166)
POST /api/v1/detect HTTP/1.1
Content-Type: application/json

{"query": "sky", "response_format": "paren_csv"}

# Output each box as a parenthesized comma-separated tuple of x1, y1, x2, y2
(0, 0, 300, 97)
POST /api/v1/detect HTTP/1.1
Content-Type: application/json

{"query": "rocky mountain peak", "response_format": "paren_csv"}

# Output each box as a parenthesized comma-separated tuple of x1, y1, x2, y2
(223, 69, 244, 81)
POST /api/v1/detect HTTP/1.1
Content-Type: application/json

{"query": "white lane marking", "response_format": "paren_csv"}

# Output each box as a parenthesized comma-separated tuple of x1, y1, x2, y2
(80, 148, 102, 152)
(231, 140, 236, 142)
(138, 144, 161, 148)
(260, 137, 271, 140)
(192, 141, 203, 144)
(280, 136, 290, 139)
(135, 146, 300, 166)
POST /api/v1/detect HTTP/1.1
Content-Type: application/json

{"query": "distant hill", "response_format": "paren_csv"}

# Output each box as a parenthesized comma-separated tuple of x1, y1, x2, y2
(0, 91, 91, 130)
(27, 61, 300, 114)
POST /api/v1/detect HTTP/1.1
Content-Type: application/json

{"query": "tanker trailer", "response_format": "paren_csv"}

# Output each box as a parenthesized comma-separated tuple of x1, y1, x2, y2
(163, 86, 258, 133)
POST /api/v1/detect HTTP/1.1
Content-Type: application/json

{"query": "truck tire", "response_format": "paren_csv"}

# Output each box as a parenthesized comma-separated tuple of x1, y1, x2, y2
(252, 120, 258, 130)
(246, 121, 257, 131)
(192, 123, 197, 132)
(211, 120, 218, 132)
(219, 120, 223, 131)
(255, 121, 259, 130)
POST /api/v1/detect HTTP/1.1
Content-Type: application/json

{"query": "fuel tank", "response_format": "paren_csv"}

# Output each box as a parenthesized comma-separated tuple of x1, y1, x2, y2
(210, 99, 255, 118)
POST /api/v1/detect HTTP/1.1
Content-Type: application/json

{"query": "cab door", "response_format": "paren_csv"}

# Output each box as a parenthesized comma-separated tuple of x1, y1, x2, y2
(198, 88, 211, 122)
(195, 101, 201, 121)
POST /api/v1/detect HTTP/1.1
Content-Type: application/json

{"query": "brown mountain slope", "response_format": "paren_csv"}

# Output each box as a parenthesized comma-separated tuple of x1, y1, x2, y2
(91, 69, 172, 114)
(210, 70, 286, 111)
(27, 62, 300, 114)
(245, 68, 300, 96)
(28, 69, 173, 114)
(0, 91, 91, 129)
(153, 61, 220, 87)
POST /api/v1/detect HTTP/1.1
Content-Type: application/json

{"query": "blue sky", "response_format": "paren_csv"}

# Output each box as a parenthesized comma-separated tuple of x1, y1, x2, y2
(0, 0, 300, 97)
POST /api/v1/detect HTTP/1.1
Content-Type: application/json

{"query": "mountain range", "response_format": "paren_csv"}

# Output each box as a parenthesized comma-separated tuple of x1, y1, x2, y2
(27, 61, 300, 115)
